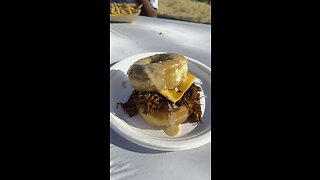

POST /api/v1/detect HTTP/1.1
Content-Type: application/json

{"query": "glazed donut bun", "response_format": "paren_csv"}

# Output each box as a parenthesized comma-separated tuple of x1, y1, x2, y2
(138, 106, 189, 136)
(138, 106, 189, 127)
(127, 53, 188, 92)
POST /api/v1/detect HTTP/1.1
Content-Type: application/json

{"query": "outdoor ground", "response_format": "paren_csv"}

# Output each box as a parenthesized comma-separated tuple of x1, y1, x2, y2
(158, 0, 211, 24)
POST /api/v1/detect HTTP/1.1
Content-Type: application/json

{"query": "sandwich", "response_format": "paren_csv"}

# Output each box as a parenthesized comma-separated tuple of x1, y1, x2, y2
(119, 53, 202, 136)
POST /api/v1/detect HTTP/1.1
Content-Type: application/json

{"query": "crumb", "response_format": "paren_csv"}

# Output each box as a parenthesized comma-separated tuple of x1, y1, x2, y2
(116, 103, 122, 109)
(121, 80, 128, 88)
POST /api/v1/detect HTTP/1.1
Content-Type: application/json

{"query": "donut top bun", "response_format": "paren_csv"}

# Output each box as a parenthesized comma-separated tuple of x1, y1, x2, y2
(127, 53, 188, 92)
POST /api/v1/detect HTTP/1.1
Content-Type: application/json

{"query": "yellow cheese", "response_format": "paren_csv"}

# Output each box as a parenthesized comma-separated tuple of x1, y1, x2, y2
(160, 72, 197, 103)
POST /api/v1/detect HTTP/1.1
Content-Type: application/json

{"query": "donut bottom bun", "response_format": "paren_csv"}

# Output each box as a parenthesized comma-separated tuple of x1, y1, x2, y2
(138, 106, 189, 136)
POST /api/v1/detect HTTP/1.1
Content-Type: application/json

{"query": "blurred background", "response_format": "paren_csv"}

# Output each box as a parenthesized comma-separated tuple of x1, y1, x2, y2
(158, 0, 211, 24)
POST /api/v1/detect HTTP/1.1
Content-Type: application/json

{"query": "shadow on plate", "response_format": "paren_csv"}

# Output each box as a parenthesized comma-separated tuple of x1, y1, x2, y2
(110, 61, 117, 67)
(110, 128, 168, 154)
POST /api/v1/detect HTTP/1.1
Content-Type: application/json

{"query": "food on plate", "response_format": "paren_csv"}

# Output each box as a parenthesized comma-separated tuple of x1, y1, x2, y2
(119, 53, 203, 137)
(110, 2, 142, 16)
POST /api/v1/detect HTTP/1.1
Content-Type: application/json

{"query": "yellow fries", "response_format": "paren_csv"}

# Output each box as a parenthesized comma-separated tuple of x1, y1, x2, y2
(123, 4, 131, 14)
(110, 3, 143, 16)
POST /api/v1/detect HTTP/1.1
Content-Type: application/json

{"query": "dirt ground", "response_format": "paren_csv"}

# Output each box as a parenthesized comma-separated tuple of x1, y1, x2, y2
(158, 0, 211, 24)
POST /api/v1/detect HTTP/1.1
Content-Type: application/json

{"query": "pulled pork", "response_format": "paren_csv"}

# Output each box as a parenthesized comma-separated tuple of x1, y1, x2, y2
(119, 83, 202, 123)
(176, 83, 202, 122)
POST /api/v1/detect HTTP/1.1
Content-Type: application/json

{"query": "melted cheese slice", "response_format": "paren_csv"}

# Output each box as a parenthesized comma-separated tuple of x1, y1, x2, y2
(160, 72, 197, 103)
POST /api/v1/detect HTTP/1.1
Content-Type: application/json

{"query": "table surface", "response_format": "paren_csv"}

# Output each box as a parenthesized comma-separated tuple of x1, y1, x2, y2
(110, 16, 211, 180)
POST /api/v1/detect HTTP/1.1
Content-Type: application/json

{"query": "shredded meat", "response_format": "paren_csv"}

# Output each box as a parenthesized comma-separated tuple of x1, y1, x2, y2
(118, 90, 139, 117)
(119, 83, 202, 123)
(137, 92, 170, 114)
(119, 91, 170, 116)
(176, 84, 202, 122)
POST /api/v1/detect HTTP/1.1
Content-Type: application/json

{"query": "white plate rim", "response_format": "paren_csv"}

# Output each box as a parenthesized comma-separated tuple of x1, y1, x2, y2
(110, 52, 211, 151)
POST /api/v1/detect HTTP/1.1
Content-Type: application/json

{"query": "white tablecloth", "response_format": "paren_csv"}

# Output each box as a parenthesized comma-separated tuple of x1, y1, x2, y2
(110, 16, 211, 180)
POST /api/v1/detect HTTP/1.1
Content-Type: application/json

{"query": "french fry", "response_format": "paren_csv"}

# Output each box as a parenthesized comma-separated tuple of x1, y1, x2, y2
(125, 4, 132, 14)
(137, 4, 143, 9)
(114, 3, 120, 14)
(110, 4, 115, 14)
(120, 9, 126, 15)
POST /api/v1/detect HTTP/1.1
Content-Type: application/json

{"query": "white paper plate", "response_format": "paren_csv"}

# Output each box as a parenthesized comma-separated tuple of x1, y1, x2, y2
(110, 52, 211, 151)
